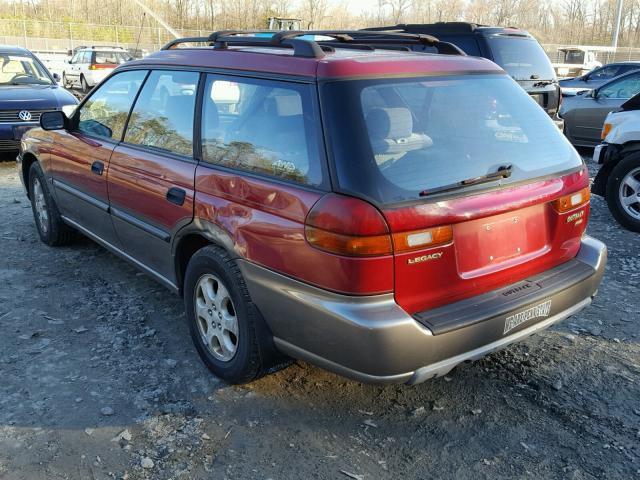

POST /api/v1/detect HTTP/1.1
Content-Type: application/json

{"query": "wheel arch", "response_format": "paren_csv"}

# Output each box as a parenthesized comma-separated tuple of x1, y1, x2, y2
(172, 220, 239, 297)
(594, 143, 640, 197)
(21, 152, 40, 199)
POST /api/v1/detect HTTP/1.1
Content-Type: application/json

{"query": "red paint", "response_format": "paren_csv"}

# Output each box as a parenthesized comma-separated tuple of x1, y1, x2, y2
(194, 166, 394, 295)
(386, 168, 591, 313)
(130, 48, 502, 81)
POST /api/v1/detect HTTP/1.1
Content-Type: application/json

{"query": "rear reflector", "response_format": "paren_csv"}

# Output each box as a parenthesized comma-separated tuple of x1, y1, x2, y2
(552, 187, 590, 213)
(305, 226, 392, 256)
(392, 226, 453, 252)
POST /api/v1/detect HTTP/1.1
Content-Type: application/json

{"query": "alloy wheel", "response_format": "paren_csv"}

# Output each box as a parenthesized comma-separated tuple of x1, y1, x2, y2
(33, 177, 49, 234)
(194, 274, 239, 362)
(618, 166, 640, 221)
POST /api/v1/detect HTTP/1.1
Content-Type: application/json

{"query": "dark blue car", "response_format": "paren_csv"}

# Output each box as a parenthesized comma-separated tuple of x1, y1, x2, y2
(0, 45, 77, 152)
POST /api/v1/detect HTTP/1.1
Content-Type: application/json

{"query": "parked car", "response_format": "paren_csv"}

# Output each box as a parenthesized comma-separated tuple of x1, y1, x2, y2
(362, 22, 563, 128)
(62, 46, 132, 94)
(17, 30, 606, 385)
(560, 69, 640, 146)
(592, 93, 640, 231)
(560, 62, 640, 95)
(552, 46, 609, 78)
(0, 45, 77, 152)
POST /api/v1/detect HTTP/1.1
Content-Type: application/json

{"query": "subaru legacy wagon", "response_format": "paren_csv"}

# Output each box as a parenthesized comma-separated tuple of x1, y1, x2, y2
(17, 31, 606, 384)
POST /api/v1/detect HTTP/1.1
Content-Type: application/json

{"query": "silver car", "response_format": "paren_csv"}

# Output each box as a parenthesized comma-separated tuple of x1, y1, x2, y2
(561, 69, 640, 147)
(62, 46, 132, 94)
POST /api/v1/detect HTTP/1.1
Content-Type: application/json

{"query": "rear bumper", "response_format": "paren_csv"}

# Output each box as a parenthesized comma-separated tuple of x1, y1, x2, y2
(240, 236, 607, 384)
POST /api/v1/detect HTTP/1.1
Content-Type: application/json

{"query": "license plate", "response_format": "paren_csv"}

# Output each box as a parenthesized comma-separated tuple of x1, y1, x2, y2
(503, 300, 552, 334)
(13, 125, 34, 140)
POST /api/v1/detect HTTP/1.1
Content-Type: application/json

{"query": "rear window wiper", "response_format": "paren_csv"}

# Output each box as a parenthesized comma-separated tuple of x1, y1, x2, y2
(419, 165, 513, 197)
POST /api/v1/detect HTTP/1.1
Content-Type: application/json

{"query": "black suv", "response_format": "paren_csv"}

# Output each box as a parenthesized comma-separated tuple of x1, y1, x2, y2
(364, 22, 562, 127)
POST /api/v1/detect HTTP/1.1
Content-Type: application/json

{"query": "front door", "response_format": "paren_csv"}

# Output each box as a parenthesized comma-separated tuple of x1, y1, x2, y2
(49, 69, 148, 245)
(108, 70, 200, 284)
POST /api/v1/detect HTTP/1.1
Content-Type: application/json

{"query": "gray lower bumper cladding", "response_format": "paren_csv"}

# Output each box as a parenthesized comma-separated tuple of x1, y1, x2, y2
(239, 235, 607, 385)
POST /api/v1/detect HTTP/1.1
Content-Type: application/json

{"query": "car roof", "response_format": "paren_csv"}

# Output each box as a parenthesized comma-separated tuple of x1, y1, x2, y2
(598, 67, 640, 87)
(366, 23, 534, 39)
(129, 44, 502, 80)
(0, 45, 31, 55)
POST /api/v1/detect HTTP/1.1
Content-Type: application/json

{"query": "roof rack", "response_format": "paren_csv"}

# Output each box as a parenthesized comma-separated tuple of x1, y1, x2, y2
(161, 29, 465, 59)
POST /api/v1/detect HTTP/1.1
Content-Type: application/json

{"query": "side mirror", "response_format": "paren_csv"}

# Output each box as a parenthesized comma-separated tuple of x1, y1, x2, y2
(590, 89, 598, 98)
(40, 111, 67, 130)
(52, 73, 60, 82)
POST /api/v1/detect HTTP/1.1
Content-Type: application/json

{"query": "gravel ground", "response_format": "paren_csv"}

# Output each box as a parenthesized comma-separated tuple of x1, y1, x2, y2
(0, 155, 638, 480)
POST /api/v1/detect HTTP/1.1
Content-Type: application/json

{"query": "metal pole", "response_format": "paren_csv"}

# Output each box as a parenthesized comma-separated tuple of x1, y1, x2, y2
(612, 0, 624, 49)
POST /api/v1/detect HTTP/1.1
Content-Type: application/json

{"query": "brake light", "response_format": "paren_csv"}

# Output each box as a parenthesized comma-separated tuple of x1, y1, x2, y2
(552, 187, 590, 213)
(601, 123, 612, 139)
(305, 194, 392, 256)
(392, 226, 453, 252)
(89, 64, 115, 70)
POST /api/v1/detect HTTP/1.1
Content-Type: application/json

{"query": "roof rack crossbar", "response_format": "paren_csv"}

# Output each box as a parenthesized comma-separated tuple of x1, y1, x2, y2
(161, 29, 465, 58)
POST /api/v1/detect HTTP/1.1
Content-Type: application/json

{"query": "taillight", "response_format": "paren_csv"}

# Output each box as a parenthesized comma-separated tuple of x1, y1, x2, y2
(89, 64, 115, 70)
(601, 123, 612, 139)
(552, 187, 590, 213)
(305, 194, 392, 256)
(305, 194, 453, 257)
(392, 226, 453, 252)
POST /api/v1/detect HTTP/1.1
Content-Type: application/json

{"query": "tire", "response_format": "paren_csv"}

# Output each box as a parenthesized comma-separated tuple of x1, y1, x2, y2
(605, 152, 640, 232)
(62, 73, 69, 89)
(28, 162, 75, 246)
(80, 75, 89, 94)
(184, 245, 273, 384)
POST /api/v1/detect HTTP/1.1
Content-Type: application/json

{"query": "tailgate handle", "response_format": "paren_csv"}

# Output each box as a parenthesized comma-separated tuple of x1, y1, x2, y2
(166, 187, 186, 206)
(91, 161, 104, 176)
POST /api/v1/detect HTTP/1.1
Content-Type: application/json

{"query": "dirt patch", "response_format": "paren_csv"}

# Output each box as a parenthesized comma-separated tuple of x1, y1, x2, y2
(0, 157, 638, 479)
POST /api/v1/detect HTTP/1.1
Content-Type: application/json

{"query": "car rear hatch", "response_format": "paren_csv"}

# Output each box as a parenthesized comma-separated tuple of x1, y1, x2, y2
(320, 71, 587, 314)
(484, 34, 560, 117)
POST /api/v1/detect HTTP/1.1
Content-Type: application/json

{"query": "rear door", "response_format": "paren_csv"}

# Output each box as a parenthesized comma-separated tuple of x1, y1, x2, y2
(49, 69, 147, 245)
(108, 69, 200, 284)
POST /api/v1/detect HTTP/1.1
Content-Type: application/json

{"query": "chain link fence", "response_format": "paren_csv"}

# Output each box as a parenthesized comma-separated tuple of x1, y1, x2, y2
(2, 19, 640, 63)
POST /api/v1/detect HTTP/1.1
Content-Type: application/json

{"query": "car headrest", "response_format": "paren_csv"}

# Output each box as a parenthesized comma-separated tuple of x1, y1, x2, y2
(366, 107, 413, 140)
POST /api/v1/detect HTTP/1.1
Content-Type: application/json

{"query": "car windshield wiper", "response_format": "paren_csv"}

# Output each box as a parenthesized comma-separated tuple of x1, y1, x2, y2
(419, 165, 513, 197)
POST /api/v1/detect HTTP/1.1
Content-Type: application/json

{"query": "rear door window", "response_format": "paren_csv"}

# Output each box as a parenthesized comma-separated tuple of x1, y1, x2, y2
(200, 74, 323, 186)
(124, 70, 199, 157)
(77, 70, 147, 140)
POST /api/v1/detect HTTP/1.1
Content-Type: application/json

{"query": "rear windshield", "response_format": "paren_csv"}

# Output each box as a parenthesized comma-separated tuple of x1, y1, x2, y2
(487, 36, 555, 81)
(94, 51, 132, 64)
(321, 74, 582, 205)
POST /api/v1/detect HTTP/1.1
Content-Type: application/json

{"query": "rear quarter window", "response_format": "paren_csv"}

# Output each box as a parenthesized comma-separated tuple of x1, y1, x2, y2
(200, 75, 324, 187)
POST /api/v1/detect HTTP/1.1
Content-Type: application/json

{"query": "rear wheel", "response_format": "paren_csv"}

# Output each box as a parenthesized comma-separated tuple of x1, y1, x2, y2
(80, 75, 89, 94)
(62, 73, 70, 88)
(606, 153, 640, 232)
(184, 245, 269, 384)
(29, 162, 75, 246)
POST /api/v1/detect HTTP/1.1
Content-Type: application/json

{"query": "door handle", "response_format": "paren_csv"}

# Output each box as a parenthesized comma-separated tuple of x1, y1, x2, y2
(166, 187, 186, 206)
(91, 161, 104, 175)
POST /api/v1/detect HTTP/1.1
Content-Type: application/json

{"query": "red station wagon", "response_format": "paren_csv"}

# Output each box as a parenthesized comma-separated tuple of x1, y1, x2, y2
(17, 31, 607, 384)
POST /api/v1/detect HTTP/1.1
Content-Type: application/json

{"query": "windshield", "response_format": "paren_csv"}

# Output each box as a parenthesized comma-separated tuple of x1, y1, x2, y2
(487, 36, 555, 80)
(321, 74, 582, 205)
(95, 51, 132, 64)
(564, 50, 585, 64)
(0, 53, 51, 85)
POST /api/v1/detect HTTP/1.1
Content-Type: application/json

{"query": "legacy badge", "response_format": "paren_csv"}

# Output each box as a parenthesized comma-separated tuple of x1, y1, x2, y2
(503, 300, 552, 334)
